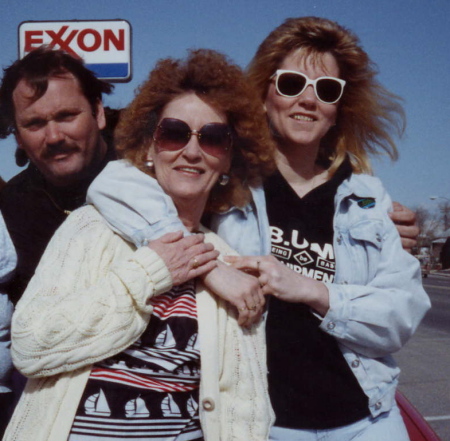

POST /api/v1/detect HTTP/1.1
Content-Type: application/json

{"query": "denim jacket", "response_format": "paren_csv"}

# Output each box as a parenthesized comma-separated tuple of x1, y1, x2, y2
(87, 160, 271, 254)
(88, 160, 430, 418)
(0, 212, 17, 393)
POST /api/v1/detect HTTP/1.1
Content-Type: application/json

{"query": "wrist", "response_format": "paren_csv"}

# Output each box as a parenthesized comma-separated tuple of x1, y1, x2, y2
(304, 278, 330, 316)
(200, 260, 223, 287)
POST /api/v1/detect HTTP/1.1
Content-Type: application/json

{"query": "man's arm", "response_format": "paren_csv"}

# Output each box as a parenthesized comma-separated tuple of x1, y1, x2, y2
(87, 160, 188, 247)
(390, 202, 419, 253)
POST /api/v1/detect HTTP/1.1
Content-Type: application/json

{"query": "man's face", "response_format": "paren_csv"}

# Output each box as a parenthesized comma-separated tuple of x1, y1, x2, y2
(13, 73, 106, 186)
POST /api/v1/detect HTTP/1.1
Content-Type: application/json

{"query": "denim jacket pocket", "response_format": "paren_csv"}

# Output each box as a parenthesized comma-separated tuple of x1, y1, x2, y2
(346, 220, 384, 283)
(348, 219, 384, 250)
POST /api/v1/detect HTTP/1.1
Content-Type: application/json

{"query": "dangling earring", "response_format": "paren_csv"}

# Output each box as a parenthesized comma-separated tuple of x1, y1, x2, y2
(218, 174, 230, 186)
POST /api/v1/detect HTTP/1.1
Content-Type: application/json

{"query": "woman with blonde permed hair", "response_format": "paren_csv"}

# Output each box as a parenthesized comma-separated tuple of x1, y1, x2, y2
(224, 16, 429, 440)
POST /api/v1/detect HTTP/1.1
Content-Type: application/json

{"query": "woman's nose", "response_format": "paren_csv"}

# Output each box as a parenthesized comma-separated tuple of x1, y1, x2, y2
(182, 132, 203, 158)
(297, 84, 317, 107)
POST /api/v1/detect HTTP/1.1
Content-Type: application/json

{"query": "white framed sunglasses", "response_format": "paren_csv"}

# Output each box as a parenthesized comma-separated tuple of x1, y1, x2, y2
(271, 69, 346, 104)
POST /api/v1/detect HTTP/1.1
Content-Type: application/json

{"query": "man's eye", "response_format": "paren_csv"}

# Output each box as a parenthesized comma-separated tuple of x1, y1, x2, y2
(56, 112, 78, 122)
(24, 120, 45, 130)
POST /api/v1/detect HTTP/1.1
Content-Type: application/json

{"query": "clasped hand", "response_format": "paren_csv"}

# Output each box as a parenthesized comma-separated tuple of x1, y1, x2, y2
(224, 255, 330, 317)
(147, 231, 219, 285)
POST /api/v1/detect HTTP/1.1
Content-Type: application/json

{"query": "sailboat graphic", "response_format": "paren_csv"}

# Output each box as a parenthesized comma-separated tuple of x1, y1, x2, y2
(84, 389, 111, 416)
(155, 324, 176, 349)
(161, 394, 182, 417)
(125, 396, 150, 418)
(187, 395, 199, 417)
(186, 333, 199, 352)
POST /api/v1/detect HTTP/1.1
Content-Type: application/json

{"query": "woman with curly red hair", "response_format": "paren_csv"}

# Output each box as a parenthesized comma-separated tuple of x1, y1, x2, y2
(6, 49, 275, 441)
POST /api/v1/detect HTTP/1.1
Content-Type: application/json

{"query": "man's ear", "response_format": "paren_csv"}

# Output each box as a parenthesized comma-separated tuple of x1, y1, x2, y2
(95, 100, 106, 130)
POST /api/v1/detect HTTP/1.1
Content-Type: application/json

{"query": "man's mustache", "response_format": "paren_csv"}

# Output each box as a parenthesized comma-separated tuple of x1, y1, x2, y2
(42, 143, 79, 159)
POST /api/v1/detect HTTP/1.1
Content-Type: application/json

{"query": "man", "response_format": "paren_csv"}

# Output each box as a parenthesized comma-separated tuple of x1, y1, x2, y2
(0, 48, 116, 435)
(0, 47, 115, 305)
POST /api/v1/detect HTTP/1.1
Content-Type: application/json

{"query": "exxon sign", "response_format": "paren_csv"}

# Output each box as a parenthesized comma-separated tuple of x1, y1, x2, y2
(18, 20, 132, 82)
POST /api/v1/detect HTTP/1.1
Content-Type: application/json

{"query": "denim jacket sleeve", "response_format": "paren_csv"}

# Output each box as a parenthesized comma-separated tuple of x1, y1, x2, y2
(87, 160, 189, 247)
(320, 175, 431, 359)
(0, 211, 16, 392)
(87, 160, 269, 255)
(0, 212, 16, 283)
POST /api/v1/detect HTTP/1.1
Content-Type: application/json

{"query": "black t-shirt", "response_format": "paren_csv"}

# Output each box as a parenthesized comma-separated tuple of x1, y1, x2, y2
(264, 160, 370, 430)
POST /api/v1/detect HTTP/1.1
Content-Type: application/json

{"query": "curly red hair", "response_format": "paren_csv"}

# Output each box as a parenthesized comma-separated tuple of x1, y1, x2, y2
(116, 49, 275, 212)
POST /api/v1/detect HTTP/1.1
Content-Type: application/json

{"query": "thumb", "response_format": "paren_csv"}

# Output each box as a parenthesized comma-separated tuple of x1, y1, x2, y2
(158, 230, 185, 244)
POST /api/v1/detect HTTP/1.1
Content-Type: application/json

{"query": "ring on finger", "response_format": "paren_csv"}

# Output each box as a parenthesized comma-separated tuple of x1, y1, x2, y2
(192, 258, 199, 269)
(239, 306, 247, 312)
(248, 304, 257, 311)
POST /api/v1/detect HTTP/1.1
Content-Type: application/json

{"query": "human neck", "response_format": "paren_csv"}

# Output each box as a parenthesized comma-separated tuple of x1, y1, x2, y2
(275, 141, 328, 198)
(45, 138, 108, 188)
(176, 200, 206, 233)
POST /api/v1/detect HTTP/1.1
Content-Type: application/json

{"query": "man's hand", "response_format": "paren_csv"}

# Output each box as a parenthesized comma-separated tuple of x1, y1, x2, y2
(148, 231, 219, 285)
(390, 202, 419, 253)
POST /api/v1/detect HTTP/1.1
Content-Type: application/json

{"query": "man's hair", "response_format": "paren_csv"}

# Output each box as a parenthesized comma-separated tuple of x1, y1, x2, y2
(116, 49, 275, 213)
(247, 16, 406, 175)
(0, 46, 114, 138)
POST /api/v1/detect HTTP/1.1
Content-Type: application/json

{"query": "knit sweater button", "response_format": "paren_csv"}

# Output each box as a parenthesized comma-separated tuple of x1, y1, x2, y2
(202, 398, 215, 411)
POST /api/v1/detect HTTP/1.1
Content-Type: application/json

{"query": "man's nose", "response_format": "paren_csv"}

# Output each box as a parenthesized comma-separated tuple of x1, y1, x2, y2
(45, 121, 65, 145)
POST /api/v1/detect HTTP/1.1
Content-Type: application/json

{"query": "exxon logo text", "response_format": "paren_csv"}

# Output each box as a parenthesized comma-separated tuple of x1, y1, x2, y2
(19, 20, 132, 81)
(24, 27, 125, 57)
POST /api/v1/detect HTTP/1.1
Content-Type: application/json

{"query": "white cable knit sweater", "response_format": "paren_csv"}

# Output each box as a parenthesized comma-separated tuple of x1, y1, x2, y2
(5, 205, 274, 441)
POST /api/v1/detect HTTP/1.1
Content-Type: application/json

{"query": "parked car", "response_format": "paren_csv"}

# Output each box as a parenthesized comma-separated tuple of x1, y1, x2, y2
(396, 391, 441, 440)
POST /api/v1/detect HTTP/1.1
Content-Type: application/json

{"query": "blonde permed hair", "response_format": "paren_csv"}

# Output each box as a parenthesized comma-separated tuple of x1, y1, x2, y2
(115, 49, 275, 212)
(247, 16, 406, 175)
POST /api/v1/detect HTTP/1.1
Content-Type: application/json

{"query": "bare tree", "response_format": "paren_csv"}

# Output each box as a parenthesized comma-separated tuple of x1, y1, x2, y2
(413, 206, 441, 249)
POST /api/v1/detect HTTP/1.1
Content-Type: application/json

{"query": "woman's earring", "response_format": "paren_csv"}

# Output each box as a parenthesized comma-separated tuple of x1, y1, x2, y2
(145, 158, 154, 169)
(218, 174, 230, 186)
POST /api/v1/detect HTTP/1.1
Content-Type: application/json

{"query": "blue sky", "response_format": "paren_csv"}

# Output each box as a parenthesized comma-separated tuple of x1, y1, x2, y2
(1, 0, 449, 211)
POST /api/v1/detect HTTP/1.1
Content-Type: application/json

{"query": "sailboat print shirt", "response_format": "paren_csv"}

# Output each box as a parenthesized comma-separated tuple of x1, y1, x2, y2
(68, 280, 202, 441)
